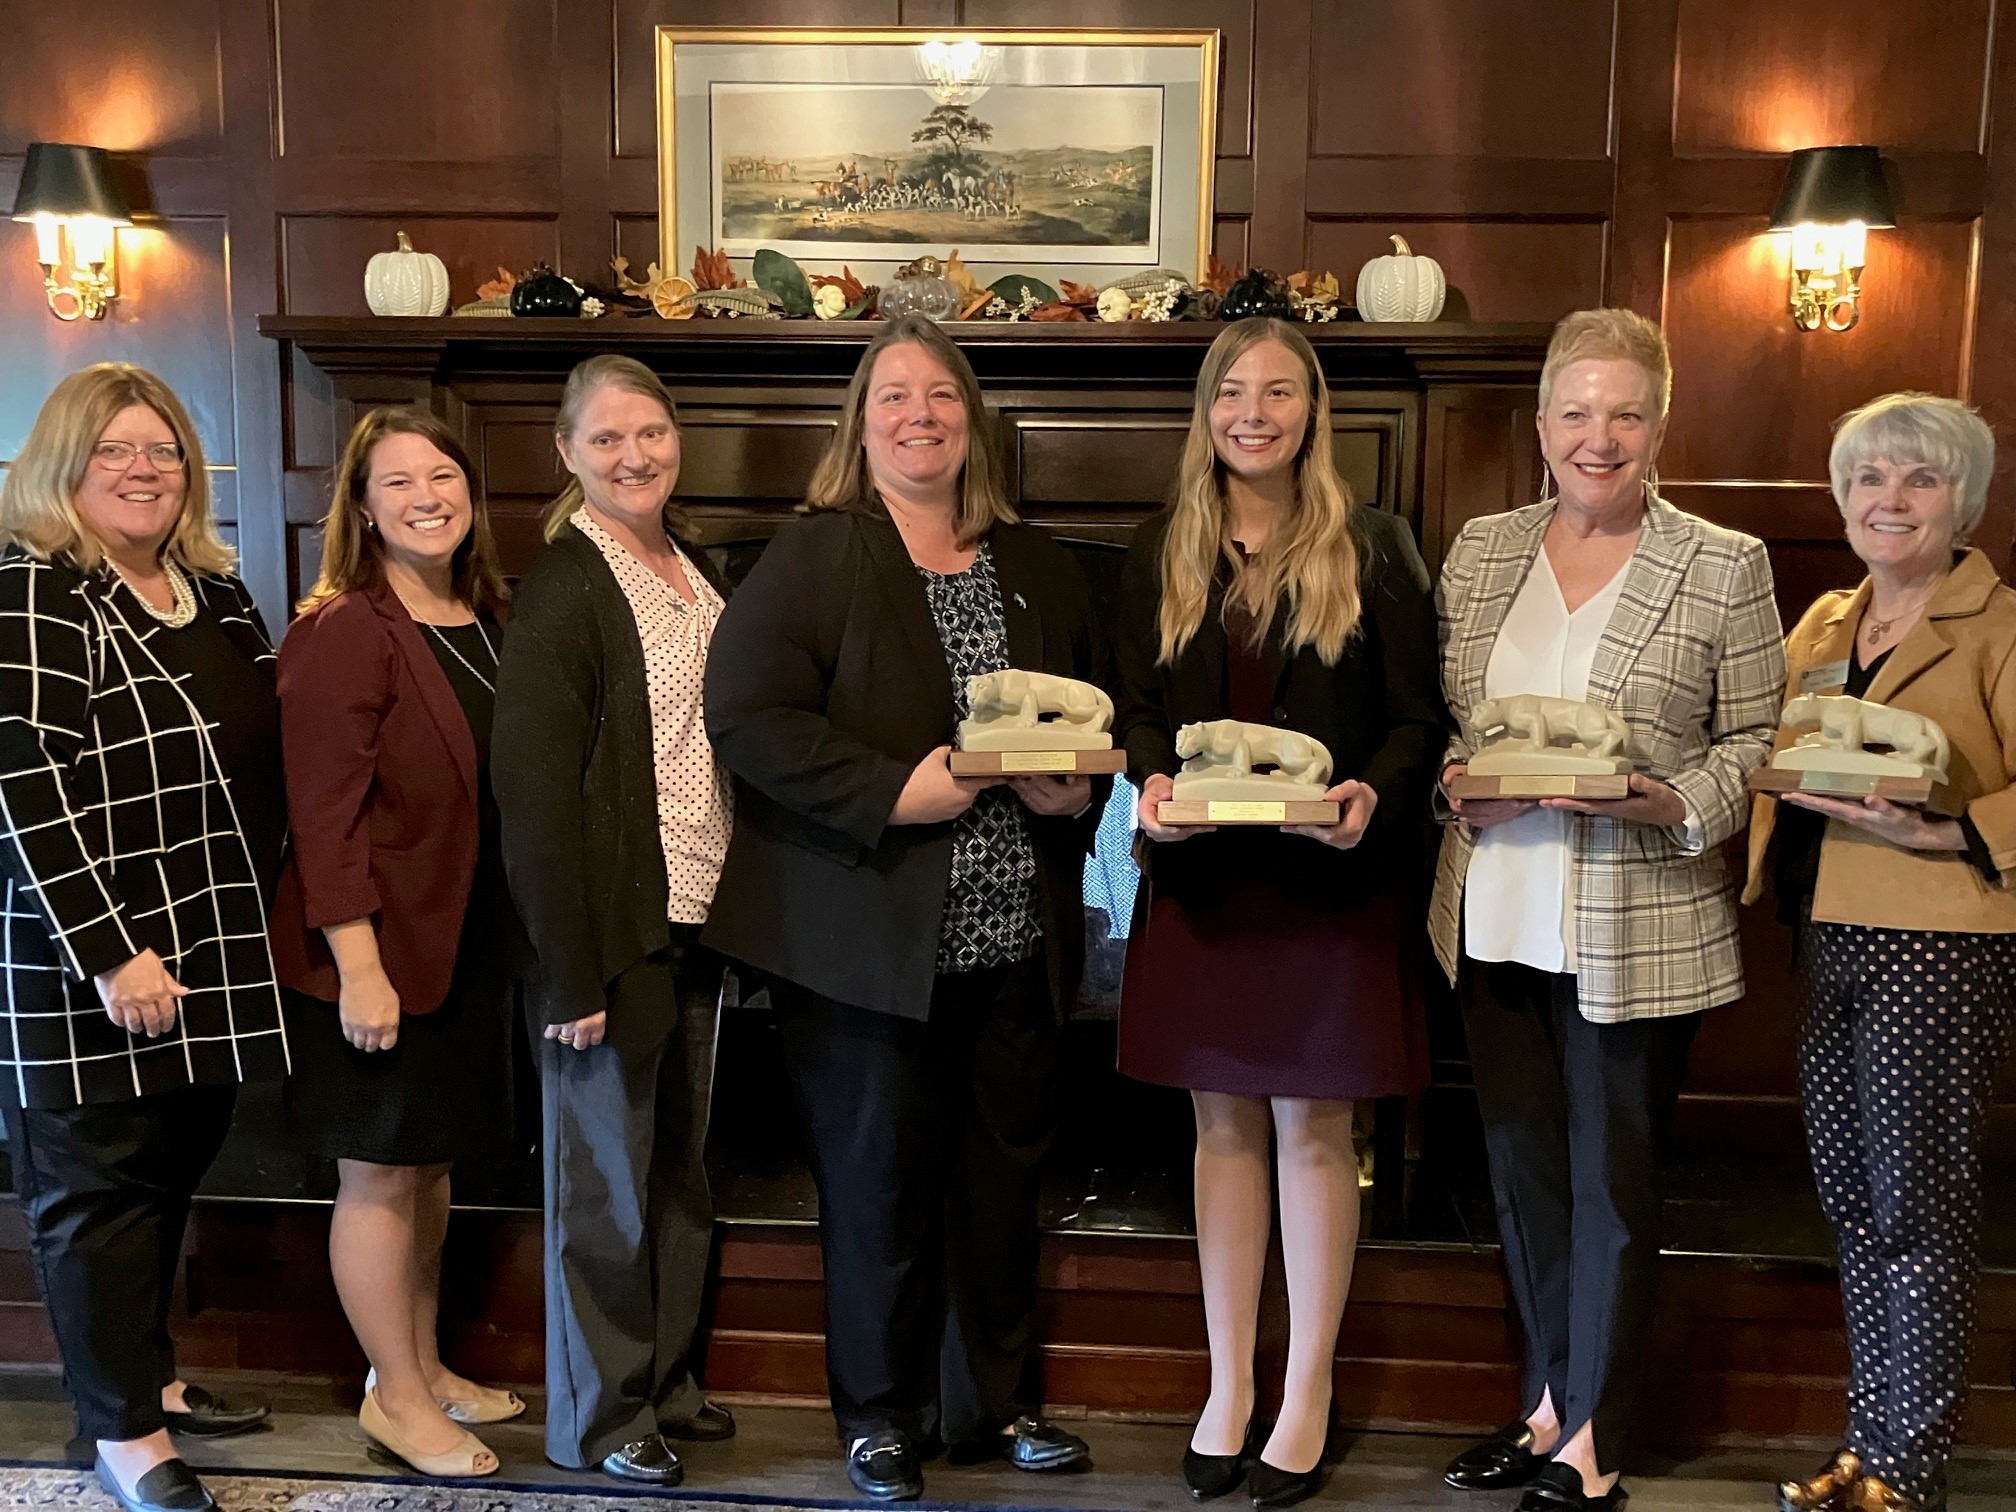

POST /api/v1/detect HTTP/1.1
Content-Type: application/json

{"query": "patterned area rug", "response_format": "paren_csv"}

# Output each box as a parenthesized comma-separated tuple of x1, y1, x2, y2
(0, 1463, 923, 1512)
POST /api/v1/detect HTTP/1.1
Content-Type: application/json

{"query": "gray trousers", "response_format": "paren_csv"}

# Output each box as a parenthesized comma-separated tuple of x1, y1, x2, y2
(539, 929, 724, 1467)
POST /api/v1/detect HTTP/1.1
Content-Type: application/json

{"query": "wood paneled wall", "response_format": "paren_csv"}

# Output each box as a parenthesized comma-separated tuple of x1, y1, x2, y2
(4, 0, 2015, 1149)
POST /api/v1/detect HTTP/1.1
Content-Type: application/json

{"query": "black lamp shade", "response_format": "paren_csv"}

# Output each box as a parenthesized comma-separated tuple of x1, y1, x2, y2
(1769, 146, 1896, 230)
(10, 143, 132, 224)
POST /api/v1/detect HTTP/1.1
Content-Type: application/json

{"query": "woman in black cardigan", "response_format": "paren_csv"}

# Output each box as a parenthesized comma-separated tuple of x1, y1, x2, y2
(705, 315, 1104, 1503)
(493, 356, 736, 1488)
(1115, 319, 1447, 1509)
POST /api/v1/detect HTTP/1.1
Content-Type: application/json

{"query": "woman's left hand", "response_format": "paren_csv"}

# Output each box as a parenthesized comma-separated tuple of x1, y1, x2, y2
(1541, 772, 1688, 827)
(1008, 774, 1093, 817)
(1780, 791, 1965, 851)
(1285, 779, 1378, 849)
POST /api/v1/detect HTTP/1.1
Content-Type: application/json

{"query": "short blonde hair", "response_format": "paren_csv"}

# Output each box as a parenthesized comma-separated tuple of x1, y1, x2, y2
(1538, 307, 1673, 417)
(0, 363, 234, 576)
(803, 315, 1017, 549)
(1830, 392, 1995, 541)
(546, 355, 686, 542)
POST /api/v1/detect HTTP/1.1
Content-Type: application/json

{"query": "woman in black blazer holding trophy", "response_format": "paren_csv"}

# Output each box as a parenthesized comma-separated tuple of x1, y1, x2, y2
(704, 315, 1107, 1503)
(1114, 317, 1446, 1509)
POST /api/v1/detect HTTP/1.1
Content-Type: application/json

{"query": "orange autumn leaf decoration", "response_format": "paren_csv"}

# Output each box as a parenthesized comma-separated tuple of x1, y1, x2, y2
(1201, 255, 1240, 296)
(690, 246, 740, 291)
(1029, 301, 1089, 322)
(475, 266, 517, 301)
(958, 290, 995, 321)
(810, 266, 870, 305)
(1058, 280, 1101, 307)
(942, 250, 982, 299)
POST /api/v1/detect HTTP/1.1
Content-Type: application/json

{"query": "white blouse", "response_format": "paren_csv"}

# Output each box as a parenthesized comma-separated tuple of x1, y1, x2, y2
(1462, 548, 1630, 974)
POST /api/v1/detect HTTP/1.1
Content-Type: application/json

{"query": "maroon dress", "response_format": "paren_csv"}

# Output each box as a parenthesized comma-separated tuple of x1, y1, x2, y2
(1117, 603, 1428, 1102)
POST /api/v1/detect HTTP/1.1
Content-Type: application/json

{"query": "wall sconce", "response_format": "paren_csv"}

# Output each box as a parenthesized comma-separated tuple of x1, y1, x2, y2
(916, 39, 998, 107)
(10, 143, 133, 322)
(1768, 145, 1896, 333)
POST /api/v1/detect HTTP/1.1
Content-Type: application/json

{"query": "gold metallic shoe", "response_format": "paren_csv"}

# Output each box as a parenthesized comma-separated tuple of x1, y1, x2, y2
(1779, 1449, 1861, 1512)
(1849, 1472, 1937, 1512)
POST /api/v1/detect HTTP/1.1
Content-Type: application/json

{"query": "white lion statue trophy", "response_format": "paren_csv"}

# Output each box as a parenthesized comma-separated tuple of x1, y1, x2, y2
(1775, 693, 1950, 783)
(1467, 694, 1633, 775)
(958, 670, 1115, 752)
(1170, 719, 1333, 802)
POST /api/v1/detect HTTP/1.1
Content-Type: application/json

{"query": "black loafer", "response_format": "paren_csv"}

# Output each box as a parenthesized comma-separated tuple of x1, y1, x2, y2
(948, 1414, 1091, 1471)
(1445, 1419, 1546, 1490)
(849, 1430, 924, 1501)
(601, 1433, 683, 1485)
(663, 1400, 737, 1442)
(1249, 1456, 1324, 1510)
(94, 1456, 216, 1512)
(1519, 1461, 1628, 1512)
(161, 1384, 270, 1438)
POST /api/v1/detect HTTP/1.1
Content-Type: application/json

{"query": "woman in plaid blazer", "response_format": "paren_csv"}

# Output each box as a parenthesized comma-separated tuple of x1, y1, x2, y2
(1431, 312, 1784, 1512)
(0, 365, 287, 1512)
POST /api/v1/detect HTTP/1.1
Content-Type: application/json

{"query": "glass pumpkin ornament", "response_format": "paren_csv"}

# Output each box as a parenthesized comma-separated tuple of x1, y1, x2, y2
(877, 256, 962, 322)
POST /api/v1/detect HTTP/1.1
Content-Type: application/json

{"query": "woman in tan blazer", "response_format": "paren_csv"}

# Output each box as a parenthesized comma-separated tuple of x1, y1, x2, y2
(1748, 394, 2016, 1512)
(1433, 309, 1785, 1512)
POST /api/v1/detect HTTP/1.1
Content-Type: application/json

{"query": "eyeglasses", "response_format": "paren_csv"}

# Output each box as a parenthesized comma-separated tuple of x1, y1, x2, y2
(90, 440, 185, 472)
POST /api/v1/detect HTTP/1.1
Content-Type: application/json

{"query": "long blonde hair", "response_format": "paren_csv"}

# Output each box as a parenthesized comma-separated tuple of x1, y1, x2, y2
(299, 408, 509, 617)
(545, 355, 689, 542)
(1157, 319, 1360, 666)
(802, 315, 1017, 548)
(0, 363, 236, 577)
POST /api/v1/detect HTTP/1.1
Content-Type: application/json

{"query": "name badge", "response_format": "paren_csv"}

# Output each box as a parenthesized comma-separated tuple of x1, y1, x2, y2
(1799, 659, 1849, 695)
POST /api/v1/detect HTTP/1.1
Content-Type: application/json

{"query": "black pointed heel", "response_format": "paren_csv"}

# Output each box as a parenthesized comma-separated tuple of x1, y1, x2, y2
(1249, 1456, 1325, 1510)
(1183, 1417, 1266, 1501)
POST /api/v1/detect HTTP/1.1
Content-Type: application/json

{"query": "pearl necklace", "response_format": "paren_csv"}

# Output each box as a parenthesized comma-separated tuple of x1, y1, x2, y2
(117, 559, 197, 629)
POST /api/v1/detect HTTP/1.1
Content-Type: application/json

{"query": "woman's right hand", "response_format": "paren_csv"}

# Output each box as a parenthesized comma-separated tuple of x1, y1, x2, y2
(1443, 762, 1538, 832)
(94, 950, 188, 1039)
(1137, 772, 1212, 841)
(338, 966, 402, 1053)
(890, 746, 997, 825)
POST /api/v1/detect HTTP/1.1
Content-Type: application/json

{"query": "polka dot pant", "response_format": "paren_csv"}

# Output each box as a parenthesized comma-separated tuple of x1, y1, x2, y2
(1801, 922, 2016, 1506)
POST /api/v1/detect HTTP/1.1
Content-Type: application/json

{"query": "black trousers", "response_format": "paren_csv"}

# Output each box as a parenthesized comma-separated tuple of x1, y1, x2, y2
(1460, 960, 1699, 1471)
(772, 955, 1059, 1446)
(539, 930, 725, 1467)
(2, 1083, 237, 1443)
(1802, 922, 2016, 1505)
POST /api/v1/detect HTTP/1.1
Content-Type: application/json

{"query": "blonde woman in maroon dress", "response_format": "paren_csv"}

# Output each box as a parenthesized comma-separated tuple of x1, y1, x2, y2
(1113, 319, 1446, 1509)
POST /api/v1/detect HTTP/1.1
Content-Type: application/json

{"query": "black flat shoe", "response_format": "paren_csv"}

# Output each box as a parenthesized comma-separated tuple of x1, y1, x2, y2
(1518, 1461, 1628, 1512)
(161, 1384, 270, 1438)
(1445, 1419, 1547, 1490)
(1249, 1456, 1324, 1510)
(94, 1456, 216, 1512)
(1184, 1417, 1266, 1501)
(663, 1400, 737, 1442)
(601, 1433, 683, 1485)
(849, 1429, 924, 1502)
(948, 1415, 1091, 1471)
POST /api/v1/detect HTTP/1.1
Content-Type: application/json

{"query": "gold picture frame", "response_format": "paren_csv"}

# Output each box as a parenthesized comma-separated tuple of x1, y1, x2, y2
(655, 26, 1220, 287)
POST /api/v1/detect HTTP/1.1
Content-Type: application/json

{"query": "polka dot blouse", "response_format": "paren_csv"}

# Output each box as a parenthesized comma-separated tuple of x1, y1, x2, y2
(572, 508, 733, 923)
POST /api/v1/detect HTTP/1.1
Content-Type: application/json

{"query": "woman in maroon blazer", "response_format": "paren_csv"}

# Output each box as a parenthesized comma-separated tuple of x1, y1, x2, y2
(268, 409, 522, 1479)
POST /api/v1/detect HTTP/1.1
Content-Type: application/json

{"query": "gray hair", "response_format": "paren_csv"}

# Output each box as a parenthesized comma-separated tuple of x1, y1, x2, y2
(1830, 392, 1995, 541)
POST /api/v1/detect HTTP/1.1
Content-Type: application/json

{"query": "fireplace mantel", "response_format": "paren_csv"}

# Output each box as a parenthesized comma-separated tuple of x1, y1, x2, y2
(261, 315, 1550, 595)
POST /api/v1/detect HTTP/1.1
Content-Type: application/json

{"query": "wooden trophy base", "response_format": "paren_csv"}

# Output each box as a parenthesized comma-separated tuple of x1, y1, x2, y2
(1156, 799, 1341, 827)
(949, 748, 1127, 776)
(1447, 772, 1632, 801)
(1747, 766, 1962, 816)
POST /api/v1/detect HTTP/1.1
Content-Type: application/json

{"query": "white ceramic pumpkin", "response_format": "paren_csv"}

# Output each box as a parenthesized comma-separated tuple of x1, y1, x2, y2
(1354, 235, 1446, 322)
(364, 231, 450, 317)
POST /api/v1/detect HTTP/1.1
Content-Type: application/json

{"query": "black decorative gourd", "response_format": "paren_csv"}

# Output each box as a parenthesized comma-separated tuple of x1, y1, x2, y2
(510, 263, 584, 317)
(1217, 268, 1294, 321)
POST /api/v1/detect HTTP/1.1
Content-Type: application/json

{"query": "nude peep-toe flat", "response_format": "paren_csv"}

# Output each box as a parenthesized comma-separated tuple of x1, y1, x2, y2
(365, 1367, 526, 1425)
(359, 1388, 499, 1477)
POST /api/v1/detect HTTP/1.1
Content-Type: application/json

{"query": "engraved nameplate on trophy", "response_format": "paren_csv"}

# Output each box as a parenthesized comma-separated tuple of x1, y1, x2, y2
(948, 670, 1127, 776)
(1445, 694, 1635, 802)
(1746, 692, 1961, 814)
(1155, 719, 1341, 827)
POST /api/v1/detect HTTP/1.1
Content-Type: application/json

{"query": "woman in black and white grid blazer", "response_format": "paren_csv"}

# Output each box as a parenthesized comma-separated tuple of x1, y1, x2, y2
(1429, 312, 1785, 1512)
(0, 365, 287, 1512)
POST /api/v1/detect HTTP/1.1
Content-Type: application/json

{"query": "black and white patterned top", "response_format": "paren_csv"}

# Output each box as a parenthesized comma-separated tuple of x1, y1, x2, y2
(918, 544, 1041, 974)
